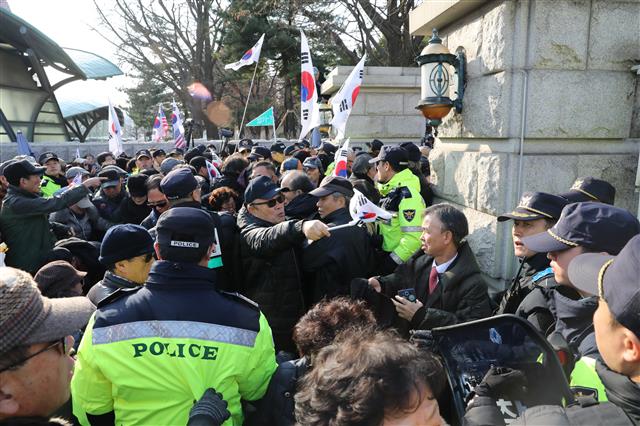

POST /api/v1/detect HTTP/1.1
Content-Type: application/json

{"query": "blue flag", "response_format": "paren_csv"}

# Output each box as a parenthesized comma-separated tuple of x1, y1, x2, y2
(16, 130, 34, 157)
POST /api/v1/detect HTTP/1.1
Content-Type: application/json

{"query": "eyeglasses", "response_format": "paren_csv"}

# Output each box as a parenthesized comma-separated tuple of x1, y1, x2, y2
(0, 335, 72, 373)
(147, 201, 168, 209)
(251, 194, 285, 208)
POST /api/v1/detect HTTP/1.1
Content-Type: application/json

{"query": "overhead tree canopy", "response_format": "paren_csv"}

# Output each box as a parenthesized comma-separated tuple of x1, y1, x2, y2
(94, 0, 424, 139)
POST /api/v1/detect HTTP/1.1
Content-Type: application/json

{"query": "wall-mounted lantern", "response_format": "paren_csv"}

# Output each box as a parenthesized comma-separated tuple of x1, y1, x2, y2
(415, 29, 466, 131)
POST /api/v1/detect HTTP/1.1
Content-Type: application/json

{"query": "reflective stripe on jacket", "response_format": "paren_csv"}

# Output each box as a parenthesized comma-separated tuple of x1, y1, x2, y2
(377, 168, 425, 263)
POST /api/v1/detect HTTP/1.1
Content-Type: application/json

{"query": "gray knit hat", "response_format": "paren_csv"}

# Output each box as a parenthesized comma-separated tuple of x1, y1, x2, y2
(0, 267, 95, 354)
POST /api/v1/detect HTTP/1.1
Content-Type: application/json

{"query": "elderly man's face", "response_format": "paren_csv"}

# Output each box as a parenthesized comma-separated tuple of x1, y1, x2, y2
(248, 194, 285, 224)
(251, 166, 277, 184)
(103, 181, 123, 199)
(0, 336, 75, 419)
(317, 193, 345, 219)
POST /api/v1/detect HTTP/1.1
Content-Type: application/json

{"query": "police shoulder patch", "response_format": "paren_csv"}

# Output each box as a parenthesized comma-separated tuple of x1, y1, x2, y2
(532, 267, 554, 284)
(220, 291, 260, 310)
(97, 286, 142, 308)
(403, 209, 416, 222)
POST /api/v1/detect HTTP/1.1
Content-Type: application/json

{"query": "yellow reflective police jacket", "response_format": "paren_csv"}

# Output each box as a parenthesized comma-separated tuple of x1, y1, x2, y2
(40, 174, 63, 198)
(71, 261, 277, 425)
(377, 168, 425, 263)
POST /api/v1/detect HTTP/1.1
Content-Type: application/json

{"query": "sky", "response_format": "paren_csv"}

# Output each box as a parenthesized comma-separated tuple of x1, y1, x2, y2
(9, 0, 131, 105)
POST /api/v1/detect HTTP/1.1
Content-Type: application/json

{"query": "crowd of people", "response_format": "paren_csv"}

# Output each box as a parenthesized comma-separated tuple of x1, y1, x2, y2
(0, 137, 639, 426)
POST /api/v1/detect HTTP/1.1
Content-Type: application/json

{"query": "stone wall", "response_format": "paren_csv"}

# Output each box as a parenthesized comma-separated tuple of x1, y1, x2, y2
(320, 66, 424, 143)
(410, 0, 640, 290)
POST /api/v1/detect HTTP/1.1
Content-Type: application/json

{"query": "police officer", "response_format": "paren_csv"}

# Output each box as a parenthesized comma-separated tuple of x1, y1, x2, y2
(560, 176, 616, 205)
(369, 145, 425, 274)
(464, 236, 640, 425)
(520, 203, 640, 401)
(39, 151, 67, 198)
(494, 192, 568, 316)
(71, 207, 277, 425)
(159, 167, 238, 284)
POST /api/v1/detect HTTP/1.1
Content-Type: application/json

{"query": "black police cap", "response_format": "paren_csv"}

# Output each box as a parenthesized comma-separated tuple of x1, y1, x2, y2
(368, 145, 408, 167)
(160, 167, 198, 200)
(366, 139, 384, 151)
(399, 142, 421, 163)
(560, 177, 616, 205)
(569, 235, 640, 338)
(498, 192, 568, 222)
(270, 142, 286, 153)
(156, 207, 216, 248)
(522, 202, 640, 255)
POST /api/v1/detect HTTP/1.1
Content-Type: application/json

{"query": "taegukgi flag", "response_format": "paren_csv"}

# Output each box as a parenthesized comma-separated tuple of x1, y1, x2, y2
(332, 138, 350, 178)
(152, 105, 167, 143)
(171, 99, 186, 149)
(225, 34, 265, 71)
(349, 188, 392, 223)
(108, 99, 123, 156)
(299, 29, 320, 140)
(330, 54, 366, 140)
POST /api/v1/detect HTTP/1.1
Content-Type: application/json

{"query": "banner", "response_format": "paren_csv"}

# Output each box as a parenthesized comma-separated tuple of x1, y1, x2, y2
(299, 30, 320, 140)
(246, 106, 275, 127)
(225, 34, 265, 71)
(330, 55, 366, 140)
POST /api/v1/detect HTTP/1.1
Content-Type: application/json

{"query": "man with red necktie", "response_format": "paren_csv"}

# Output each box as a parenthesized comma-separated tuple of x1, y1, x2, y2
(367, 203, 492, 335)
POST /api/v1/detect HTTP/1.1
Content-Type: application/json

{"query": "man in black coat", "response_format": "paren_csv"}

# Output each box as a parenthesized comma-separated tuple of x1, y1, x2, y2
(302, 176, 374, 306)
(237, 176, 330, 354)
(280, 171, 318, 220)
(361, 203, 492, 335)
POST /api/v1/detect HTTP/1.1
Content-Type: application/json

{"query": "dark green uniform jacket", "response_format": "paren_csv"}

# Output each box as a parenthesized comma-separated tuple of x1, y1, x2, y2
(0, 184, 88, 273)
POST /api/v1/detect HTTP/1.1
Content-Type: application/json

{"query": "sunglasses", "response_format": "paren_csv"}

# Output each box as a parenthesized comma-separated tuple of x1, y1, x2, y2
(147, 201, 168, 209)
(251, 194, 285, 208)
(0, 335, 73, 373)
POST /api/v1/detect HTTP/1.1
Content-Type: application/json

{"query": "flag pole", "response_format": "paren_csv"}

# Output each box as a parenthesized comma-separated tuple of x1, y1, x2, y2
(238, 62, 259, 138)
(272, 109, 277, 143)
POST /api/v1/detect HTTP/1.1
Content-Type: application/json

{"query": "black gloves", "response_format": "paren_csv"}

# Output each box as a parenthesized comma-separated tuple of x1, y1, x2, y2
(187, 388, 231, 426)
(472, 366, 528, 399)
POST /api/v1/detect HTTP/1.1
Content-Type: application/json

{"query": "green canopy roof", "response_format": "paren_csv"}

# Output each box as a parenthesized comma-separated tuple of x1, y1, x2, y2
(0, 8, 122, 80)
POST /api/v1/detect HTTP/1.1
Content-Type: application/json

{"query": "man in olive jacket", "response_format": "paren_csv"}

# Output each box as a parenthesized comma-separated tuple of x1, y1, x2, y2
(0, 159, 103, 273)
(365, 203, 492, 334)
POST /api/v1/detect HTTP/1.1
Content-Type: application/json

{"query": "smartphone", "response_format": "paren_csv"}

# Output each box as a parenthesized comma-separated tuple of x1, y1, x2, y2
(397, 288, 417, 303)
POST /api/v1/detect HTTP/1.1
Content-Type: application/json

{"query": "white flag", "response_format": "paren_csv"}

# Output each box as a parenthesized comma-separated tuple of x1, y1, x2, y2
(349, 188, 393, 223)
(332, 138, 350, 178)
(299, 30, 320, 140)
(225, 34, 265, 71)
(108, 99, 123, 156)
(330, 55, 366, 140)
